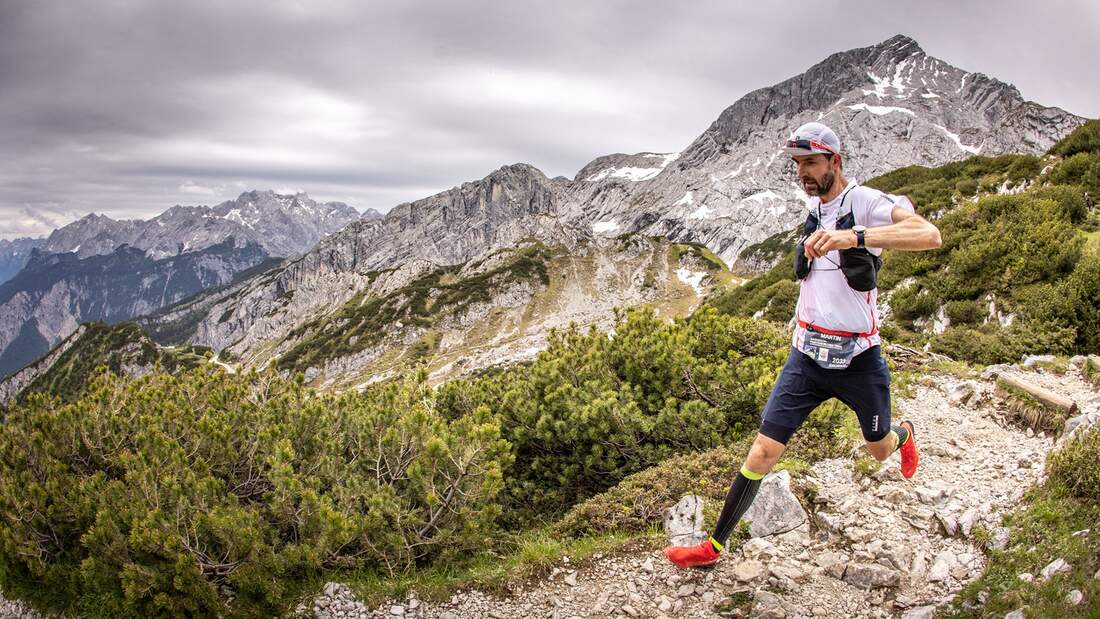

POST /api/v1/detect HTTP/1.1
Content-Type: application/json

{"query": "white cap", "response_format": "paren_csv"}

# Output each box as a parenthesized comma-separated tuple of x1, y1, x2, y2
(782, 122, 841, 157)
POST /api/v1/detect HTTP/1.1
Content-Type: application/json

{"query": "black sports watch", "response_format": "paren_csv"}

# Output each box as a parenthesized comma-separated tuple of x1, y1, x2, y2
(853, 225, 867, 248)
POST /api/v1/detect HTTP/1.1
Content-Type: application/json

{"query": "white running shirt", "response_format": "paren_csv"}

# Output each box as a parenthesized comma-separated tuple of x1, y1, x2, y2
(792, 180, 914, 355)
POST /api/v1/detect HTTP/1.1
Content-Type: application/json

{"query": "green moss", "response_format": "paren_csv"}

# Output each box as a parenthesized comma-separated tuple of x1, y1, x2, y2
(340, 528, 655, 609)
(1049, 428, 1100, 503)
(1083, 357, 1100, 388)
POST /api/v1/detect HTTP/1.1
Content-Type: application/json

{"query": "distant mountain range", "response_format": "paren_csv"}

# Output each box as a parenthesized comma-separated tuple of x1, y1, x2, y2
(0, 34, 1088, 386)
(0, 237, 46, 284)
(41, 189, 369, 260)
(0, 190, 364, 377)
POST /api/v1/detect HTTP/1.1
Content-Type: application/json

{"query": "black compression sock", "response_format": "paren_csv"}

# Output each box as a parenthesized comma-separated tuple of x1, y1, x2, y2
(709, 465, 764, 551)
(890, 423, 911, 453)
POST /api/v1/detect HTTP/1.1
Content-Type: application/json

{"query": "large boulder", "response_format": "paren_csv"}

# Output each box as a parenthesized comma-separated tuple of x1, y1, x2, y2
(741, 470, 808, 538)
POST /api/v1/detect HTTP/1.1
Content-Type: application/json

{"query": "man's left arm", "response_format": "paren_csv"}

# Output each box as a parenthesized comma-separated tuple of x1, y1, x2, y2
(862, 205, 942, 251)
(803, 198, 941, 256)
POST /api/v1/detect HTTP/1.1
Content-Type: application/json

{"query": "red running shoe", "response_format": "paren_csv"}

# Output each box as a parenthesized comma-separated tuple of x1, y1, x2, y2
(899, 420, 919, 479)
(664, 539, 720, 569)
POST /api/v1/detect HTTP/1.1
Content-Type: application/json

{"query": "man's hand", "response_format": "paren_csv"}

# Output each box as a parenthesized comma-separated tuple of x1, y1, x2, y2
(803, 229, 857, 258)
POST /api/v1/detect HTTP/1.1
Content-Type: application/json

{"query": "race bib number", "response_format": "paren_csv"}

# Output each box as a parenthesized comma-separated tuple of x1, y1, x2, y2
(801, 329, 861, 370)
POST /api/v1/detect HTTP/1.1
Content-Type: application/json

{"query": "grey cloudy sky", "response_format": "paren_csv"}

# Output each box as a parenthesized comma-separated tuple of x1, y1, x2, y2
(1, 0, 1097, 239)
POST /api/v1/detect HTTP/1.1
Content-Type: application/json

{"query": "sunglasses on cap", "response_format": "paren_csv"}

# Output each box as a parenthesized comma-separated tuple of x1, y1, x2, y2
(786, 138, 837, 156)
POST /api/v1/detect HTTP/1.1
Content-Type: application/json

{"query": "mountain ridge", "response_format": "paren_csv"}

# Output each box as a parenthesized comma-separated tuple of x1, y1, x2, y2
(42, 189, 363, 260)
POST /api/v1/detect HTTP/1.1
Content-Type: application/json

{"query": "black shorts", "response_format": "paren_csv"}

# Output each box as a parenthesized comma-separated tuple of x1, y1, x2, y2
(759, 346, 891, 444)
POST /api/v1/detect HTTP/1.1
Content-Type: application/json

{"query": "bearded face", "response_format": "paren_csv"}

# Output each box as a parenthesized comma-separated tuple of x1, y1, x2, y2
(798, 155, 837, 196)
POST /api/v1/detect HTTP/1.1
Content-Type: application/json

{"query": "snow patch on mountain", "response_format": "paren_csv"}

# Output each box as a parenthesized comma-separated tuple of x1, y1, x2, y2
(934, 124, 982, 155)
(688, 205, 714, 220)
(675, 267, 706, 295)
(847, 103, 916, 116)
(743, 190, 784, 204)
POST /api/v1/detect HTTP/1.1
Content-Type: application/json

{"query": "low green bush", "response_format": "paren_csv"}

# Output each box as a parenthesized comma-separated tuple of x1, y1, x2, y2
(930, 322, 1076, 365)
(889, 284, 938, 321)
(438, 306, 789, 526)
(1048, 428, 1100, 504)
(759, 279, 800, 323)
(944, 299, 983, 325)
(0, 367, 510, 617)
(552, 395, 858, 539)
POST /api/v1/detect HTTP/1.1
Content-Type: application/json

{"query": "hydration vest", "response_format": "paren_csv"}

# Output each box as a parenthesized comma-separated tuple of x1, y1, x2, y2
(793, 187, 881, 292)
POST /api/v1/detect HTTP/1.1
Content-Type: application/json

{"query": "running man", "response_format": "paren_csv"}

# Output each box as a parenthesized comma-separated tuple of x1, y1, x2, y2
(665, 122, 942, 569)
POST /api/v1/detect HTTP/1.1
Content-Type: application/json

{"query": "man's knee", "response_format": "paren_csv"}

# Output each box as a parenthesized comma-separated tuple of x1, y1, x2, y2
(745, 433, 786, 474)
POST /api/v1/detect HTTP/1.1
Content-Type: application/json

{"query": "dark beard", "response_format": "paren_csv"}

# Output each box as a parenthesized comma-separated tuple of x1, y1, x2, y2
(802, 169, 835, 196)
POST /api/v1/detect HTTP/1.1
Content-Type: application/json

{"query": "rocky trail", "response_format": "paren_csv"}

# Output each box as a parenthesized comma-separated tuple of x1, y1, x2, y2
(318, 359, 1099, 619)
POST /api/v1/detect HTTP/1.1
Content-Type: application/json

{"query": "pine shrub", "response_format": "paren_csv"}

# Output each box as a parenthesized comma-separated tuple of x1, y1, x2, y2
(0, 367, 510, 617)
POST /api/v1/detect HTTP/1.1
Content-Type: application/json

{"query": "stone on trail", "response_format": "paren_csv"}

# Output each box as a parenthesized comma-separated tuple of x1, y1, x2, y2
(751, 590, 786, 618)
(1040, 557, 1071, 580)
(813, 551, 848, 579)
(948, 381, 978, 405)
(842, 562, 901, 590)
(900, 606, 936, 619)
(1060, 411, 1100, 445)
(664, 494, 706, 546)
(927, 552, 952, 582)
(740, 470, 807, 538)
(989, 526, 1011, 550)
(731, 559, 765, 582)
(1022, 354, 1056, 367)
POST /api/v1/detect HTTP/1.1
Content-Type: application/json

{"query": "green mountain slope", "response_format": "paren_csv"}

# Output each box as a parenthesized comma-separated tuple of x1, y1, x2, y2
(0, 321, 209, 407)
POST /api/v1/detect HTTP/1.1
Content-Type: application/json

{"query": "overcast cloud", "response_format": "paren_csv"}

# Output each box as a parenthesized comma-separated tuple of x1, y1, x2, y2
(1, 0, 1096, 239)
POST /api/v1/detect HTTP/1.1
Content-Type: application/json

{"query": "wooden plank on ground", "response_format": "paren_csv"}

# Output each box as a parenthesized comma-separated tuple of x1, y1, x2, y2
(996, 374, 1079, 415)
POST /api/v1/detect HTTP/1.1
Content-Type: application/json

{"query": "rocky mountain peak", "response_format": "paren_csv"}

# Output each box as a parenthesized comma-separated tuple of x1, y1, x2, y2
(874, 33, 924, 61)
(0, 237, 46, 285)
(359, 208, 383, 222)
(491, 162, 552, 183)
(574, 152, 683, 183)
(38, 188, 360, 262)
(676, 34, 1032, 169)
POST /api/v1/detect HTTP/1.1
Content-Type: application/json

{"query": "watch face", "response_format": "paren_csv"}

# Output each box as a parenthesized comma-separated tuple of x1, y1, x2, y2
(853, 225, 867, 232)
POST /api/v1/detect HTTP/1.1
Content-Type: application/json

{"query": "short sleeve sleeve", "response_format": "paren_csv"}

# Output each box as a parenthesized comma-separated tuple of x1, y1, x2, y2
(859, 188, 913, 228)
